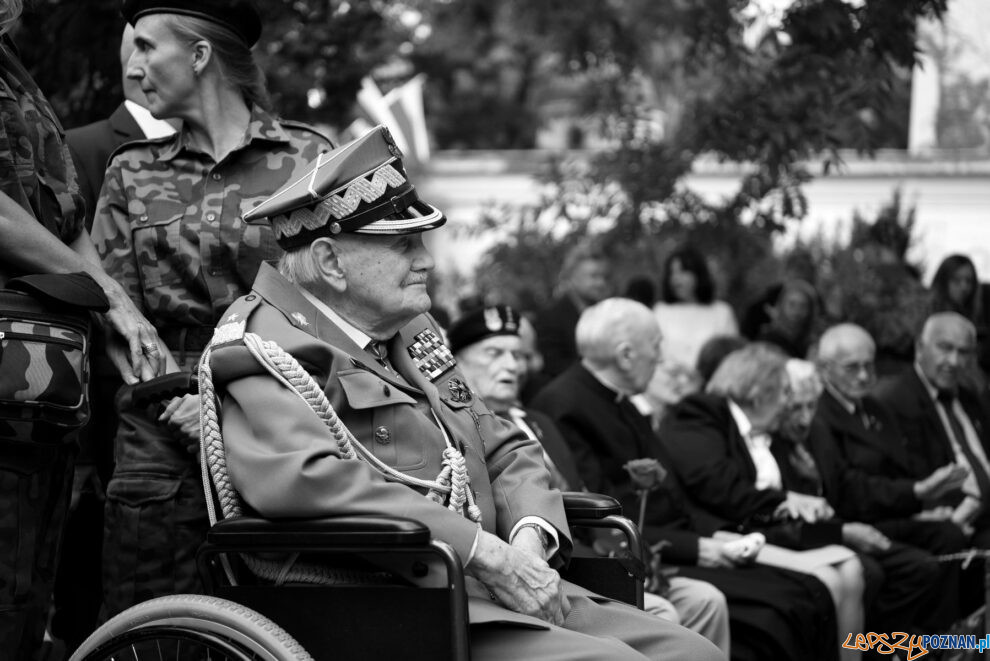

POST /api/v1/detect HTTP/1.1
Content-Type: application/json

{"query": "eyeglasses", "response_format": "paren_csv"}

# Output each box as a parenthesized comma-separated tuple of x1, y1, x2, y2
(834, 361, 875, 377)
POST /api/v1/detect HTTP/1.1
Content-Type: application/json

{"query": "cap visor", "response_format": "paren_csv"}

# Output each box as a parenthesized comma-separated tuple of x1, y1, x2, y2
(354, 200, 446, 235)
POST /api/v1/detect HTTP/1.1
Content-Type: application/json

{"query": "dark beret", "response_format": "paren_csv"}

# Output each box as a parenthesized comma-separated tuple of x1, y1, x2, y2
(122, 0, 263, 47)
(448, 306, 522, 355)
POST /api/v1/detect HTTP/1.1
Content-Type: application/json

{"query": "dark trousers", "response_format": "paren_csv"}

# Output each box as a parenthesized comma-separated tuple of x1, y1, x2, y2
(101, 384, 208, 618)
(0, 437, 76, 661)
(860, 541, 940, 633)
(874, 518, 967, 629)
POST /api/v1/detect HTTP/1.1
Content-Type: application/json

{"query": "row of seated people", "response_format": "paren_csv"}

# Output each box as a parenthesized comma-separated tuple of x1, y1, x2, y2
(451, 299, 987, 660)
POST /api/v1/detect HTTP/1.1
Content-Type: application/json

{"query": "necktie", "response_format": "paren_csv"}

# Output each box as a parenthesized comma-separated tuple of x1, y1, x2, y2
(937, 390, 990, 500)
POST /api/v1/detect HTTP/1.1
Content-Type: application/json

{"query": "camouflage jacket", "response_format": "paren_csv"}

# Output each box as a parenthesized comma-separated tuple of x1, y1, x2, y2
(91, 107, 332, 334)
(0, 38, 85, 278)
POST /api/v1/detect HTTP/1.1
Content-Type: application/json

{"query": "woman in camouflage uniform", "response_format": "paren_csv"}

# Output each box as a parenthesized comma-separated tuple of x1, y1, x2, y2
(90, 0, 332, 618)
(0, 1, 167, 657)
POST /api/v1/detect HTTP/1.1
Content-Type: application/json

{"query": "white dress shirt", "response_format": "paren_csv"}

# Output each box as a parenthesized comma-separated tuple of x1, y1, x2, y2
(728, 400, 783, 491)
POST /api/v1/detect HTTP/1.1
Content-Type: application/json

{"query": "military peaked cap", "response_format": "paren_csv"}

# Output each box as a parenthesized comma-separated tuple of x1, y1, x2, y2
(447, 306, 521, 354)
(122, 0, 263, 47)
(244, 125, 445, 248)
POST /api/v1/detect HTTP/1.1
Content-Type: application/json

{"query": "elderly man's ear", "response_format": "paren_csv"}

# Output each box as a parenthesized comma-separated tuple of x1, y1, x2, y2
(311, 238, 347, 292)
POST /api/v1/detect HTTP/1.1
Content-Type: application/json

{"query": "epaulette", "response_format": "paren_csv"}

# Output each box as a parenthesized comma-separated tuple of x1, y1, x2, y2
(277, 119, 335, 148)
(105, 133, 177, 164)
(210, 293, 264, 348)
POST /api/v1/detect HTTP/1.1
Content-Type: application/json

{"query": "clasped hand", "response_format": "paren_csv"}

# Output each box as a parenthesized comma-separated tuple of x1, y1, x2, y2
(775, 491, 834, 522)
(468, 530, 570, 626)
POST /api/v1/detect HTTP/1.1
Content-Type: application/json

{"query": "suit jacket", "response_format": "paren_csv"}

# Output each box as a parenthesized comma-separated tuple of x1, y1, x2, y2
(66, 103, 143, 229)
(813, 389, 924, 521)
(208, 264, 572, 625)
(874, 369, 990, 479)
(660, 394, 786, 535)
(531, 364, 703, 564)
(534, 294, 581, 378)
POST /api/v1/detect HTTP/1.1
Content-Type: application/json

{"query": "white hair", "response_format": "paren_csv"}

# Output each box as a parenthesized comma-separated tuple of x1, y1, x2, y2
(816, 323, 874, 364)
(277, 244, 323, 289)
(920, 312, 976, 345)
(706, 343, 787, 408)
(576, 297, 656, 367)
(786, 358, 823, 399)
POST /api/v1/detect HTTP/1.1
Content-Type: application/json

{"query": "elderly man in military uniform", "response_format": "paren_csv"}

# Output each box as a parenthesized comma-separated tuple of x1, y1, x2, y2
(205, 126, 721, 661)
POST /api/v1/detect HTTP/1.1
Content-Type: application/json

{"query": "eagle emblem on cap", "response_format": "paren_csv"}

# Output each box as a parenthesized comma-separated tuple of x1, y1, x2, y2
(484, 307, 503, 332)
(380, 126, 403, 159)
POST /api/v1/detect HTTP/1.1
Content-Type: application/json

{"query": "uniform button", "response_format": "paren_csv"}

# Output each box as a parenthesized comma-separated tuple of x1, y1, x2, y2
(212, 173, 222, 181)
(245, 294, 256, 301)
(139, 214, 149, 223)
(374, 426, 391, 444)
(206, 212, 217, 222)
(382, 384, 391, 397)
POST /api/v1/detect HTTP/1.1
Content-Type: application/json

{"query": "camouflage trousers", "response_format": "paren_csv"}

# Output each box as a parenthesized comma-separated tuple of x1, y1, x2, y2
(102, 384, 209, 618)
(0, 435, 76, 661)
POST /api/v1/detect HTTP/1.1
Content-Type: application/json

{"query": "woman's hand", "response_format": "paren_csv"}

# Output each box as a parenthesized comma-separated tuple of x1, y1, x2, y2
(103, 285, 165, 383)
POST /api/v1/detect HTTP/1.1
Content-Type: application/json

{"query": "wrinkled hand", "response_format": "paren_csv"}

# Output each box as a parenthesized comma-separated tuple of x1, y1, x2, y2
(775, 491, 834, 523)
(511, 525, 547, 561)
(103, 288, 164, 383)
(842, 522, 891, 553)
(914, 464, 968, 504)
(159, 393, 200, 453)
(469, 531, 569, 626)
(697, 537, 736, 569)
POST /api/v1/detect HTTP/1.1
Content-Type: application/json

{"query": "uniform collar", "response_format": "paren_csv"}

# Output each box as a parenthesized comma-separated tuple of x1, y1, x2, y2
(123, 100, 177, 140)
(299, 287, 372, 350)
(158, 105, 291, 162)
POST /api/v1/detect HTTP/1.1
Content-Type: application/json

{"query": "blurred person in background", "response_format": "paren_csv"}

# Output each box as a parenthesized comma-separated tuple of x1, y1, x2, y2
(0, 1, 164, 657)
(535, 241, 612, 378)
(642, 247, 737, 423)
(534, 299, 839, 661)
(929, 254, 990, 383)
(92, 0, 332, 618)
(754, 279, 819, 358)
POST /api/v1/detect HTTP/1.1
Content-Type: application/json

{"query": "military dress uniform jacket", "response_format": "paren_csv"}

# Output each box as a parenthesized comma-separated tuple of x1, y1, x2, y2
(209, 264, 573, 625)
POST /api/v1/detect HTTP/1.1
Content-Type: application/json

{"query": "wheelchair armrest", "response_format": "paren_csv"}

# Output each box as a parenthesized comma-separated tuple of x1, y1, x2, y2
(206, 515, 432, 550)
(562, 491, 622, 520)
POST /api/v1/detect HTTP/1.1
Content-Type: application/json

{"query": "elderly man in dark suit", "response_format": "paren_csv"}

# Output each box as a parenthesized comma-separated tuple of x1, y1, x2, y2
(815, 322, 969, 628)
(532, 298, 839, 661)
(204, 127, 721, 661)
(874, 313, 990, 546)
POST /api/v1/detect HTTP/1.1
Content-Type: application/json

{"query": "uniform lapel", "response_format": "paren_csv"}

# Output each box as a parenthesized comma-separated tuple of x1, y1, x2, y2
(250, 263, 419, 391)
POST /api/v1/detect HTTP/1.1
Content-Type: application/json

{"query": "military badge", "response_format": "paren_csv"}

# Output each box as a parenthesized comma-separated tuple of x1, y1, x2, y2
(381, 126, 403, 159)
(407, 329, 456, 381)
(290, 312, 310, 327)
(484, 307, 503, 332)
(447, 377, 473, 404)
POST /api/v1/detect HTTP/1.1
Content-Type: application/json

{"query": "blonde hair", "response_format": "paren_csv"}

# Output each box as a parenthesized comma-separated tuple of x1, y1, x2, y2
(706, 343, 787, 408)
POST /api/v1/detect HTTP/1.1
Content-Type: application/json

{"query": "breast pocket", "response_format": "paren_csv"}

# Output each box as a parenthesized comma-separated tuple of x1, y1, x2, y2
(338, 370, 428, 471)
(131, 211, 191, 291)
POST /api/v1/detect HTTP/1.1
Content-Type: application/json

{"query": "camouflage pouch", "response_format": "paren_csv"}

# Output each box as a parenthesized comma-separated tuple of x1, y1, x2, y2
(0, 274, 107, 442)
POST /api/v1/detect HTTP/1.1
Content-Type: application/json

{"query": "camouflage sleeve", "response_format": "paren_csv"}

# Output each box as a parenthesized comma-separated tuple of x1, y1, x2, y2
(91, 160, 142, 309)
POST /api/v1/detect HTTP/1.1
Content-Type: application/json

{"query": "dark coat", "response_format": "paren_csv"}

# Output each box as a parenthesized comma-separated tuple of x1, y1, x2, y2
(531, 364, 701, 563)
(66, 104, 143, 229)
(659, 394, 785, 535)
(812, 389, 925, 521)
(534, 294, 581, 378)
(874, 369, 990, 478)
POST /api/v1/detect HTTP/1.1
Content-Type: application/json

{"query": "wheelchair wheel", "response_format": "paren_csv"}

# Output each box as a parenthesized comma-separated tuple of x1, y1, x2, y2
(71, 594, 313, 661)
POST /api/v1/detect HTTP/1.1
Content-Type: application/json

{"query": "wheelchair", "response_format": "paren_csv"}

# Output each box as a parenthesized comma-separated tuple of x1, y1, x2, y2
(71, 373, 646, 661)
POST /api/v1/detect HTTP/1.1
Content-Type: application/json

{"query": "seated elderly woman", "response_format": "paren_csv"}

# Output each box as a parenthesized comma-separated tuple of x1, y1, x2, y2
(776, 360, 940, 638)
(659, 344, 864, 660)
